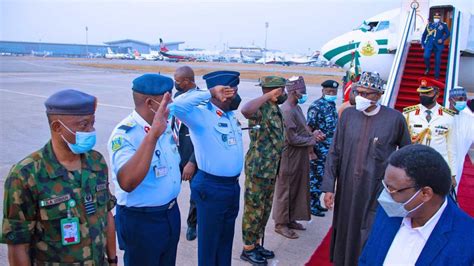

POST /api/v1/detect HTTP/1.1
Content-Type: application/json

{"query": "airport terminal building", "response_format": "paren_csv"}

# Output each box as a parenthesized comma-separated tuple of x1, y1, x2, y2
(0, 39, 183, 57)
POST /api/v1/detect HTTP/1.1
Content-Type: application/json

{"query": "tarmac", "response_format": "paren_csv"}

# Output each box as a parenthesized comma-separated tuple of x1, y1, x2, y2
(0, 57, 334, 265)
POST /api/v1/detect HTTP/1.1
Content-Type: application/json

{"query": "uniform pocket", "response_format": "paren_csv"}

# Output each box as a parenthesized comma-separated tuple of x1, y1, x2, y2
(39, 204, 69, 242)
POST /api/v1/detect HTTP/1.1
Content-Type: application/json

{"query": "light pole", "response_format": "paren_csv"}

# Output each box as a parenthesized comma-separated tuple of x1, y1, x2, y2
(264, 22, 269, 64)
(85, 26, 89, 58)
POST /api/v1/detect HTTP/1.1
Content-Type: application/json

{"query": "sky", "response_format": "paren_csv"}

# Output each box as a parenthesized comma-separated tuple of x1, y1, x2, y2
(1, 0, 401, 54)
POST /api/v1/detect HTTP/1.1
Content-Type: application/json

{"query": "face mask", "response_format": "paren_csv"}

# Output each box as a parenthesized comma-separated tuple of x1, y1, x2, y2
(420, 95, 436, 107)
(324, 95, 337, 102)
(174, 81, 184, 92)
(377, 189, 425, 217)
(454, 101, 467, 111)
(58, 120, 96, 154)
(433, 18, 440, 23)
(355, 95, 373, 111)
(229, 94, 242, 111)
(151, 99, 174, 119)
(297, 94, 308, 104)
(276, 93, 288, 105)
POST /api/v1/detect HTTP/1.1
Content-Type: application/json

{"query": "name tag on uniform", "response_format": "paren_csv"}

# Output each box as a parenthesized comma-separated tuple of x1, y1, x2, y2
(228, 136, 237, 145)
(60, 217, 80, 246)
(154, 166, 168, 178)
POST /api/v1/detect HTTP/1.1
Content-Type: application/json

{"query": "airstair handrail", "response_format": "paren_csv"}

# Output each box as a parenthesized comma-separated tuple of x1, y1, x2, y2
(443, 9, 461, 106)
(382, 6, 417, 108)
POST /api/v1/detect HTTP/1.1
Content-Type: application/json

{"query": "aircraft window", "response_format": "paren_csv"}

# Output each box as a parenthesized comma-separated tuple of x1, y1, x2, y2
(376, 21, 390, 31)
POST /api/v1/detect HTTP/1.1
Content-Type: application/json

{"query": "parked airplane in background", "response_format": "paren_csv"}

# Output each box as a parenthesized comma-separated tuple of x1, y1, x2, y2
(256, 51, 320, 65)
(133, 50, 161, 61)
(105, 47, 134, 60)
(321, 0, 474, 89)
(159, 38, 220, 61)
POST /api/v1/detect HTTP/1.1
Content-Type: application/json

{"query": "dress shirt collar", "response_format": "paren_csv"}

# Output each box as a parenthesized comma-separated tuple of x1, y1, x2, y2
(132, 110, 151, 129)
(401, 198, 447, 241)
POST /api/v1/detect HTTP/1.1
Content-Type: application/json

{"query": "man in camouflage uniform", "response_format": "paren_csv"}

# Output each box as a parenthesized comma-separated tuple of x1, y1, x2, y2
(1, 89, 117, 265)
(307, 80, 339, 217)
(240, 76, 287, 265)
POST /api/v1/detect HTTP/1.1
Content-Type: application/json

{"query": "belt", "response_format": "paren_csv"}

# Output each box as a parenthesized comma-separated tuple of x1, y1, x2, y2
(119, 199, 177, 213)
(199, 170, 239, 184)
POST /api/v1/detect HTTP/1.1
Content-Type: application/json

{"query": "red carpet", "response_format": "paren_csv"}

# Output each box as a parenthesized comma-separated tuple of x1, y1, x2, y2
(306, 228, 333, 266)
(394, 42, 448, 111)
(457, 155, 474, 217)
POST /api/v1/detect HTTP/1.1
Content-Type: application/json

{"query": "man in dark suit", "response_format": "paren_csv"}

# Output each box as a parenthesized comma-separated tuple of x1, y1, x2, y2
(173, 66, 199, 241)
(359, 144, 474, 265)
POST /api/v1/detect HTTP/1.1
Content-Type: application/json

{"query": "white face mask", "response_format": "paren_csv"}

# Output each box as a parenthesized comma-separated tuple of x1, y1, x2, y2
(433, 18, 440, 23)
(355, 95, 373, 111)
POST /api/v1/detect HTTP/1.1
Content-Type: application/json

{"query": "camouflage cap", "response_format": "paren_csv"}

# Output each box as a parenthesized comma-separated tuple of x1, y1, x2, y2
(257, 76, 287, 88)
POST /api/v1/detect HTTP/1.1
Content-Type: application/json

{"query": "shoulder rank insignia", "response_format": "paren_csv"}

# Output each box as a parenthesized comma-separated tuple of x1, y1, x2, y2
(118, 121, 136, 132)
(403, 105, 419, 114)
(111, 136, 124, 152)
(439, 106, 456, 116)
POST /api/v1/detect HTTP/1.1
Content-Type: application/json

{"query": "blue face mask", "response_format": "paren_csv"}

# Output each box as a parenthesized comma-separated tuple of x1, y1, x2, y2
(377, 189, 424, 217)
(454, 101, 467, 112)
(297, 94, 308, 104)
(324, 95, 337, 102)
(59, 120, 96, 154)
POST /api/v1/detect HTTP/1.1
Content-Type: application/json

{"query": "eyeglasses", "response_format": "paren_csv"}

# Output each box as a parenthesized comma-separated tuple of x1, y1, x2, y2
(382, 180, 416, 194)
(353, 90, 379, 98)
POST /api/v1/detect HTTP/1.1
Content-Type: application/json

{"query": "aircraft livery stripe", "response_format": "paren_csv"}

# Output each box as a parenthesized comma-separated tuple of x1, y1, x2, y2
(324, 39, 388, 61)
(334, 48, 389, 66)
(324, 43, 360, 60)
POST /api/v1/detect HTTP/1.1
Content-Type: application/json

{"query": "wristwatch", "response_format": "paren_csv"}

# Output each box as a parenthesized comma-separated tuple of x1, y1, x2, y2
(107, 256, 118, 264)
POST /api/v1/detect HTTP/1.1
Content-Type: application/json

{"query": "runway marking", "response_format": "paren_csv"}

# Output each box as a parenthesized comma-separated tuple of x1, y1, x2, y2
(0, 89, 133, 110)
(0, 75, 128, 89)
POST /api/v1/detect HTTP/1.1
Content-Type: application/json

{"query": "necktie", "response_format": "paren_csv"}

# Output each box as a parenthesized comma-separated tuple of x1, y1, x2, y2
(171, 117, 181, 146)
(425, 110, 432, 122)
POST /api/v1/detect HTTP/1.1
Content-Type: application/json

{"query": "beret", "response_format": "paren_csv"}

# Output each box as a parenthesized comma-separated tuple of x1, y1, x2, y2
(321, 80, 339, 89)
(203, 71, 240, 88)
(132, 74, 173, 95)
(45, 89, 96, 115)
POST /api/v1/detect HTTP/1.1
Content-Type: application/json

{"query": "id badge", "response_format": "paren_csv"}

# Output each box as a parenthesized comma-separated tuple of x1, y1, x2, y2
(154, 166, 168, 178)
(227, 137, 237, 145)
(60, 217, 80, 246)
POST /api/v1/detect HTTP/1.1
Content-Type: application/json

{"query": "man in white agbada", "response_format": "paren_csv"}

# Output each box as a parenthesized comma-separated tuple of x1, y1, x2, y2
(448, 87, 474, 192)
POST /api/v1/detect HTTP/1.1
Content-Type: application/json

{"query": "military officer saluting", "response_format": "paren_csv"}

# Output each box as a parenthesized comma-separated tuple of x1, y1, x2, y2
(240, 76, 287, 265)
(172, 71, 242, 266)
(307, 79, 339, 217)
(421, 12, 450, 80)
(108, 74, 180, 265)
(403, 77, 457, 185)
(2, 89, 117, 265)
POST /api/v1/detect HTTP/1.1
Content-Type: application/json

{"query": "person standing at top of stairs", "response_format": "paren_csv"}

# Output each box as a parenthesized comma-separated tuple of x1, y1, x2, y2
(421, 12, 450, 80)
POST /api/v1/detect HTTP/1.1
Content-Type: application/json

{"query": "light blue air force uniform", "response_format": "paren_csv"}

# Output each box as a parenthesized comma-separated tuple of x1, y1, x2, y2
(108, 110, 181, 207)
(172, 88, 243, 266)
(172, 89, 243, 176)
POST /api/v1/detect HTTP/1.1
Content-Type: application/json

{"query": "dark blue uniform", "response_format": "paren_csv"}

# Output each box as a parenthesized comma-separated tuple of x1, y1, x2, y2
(307, 97, 337, 214)
(421, 21, 450, 79)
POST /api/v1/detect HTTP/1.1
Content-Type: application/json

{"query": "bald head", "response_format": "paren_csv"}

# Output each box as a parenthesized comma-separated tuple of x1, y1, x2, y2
(174, 66, 196, 92)
(175, 66, 195, 81)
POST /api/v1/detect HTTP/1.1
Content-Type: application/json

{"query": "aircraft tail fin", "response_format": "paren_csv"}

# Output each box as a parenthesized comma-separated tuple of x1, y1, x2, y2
(107, 47, 113, 54)
(159, 38, 169, 52)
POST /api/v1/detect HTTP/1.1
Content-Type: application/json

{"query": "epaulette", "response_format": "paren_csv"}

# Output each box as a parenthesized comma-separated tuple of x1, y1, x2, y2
(403, 105, 419, 113)
(439, 106, 456, 116)
(118, 121, 136, 132)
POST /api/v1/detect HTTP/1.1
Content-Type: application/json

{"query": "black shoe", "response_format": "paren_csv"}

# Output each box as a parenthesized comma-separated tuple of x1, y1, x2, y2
(241, 249, 267, 265)
(255, 244, 275, 259)
(316, 205, 328, 212)
(186, 226, 197, 241)
(424, 68, 430, 75)
(311, 209, 325, 217)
